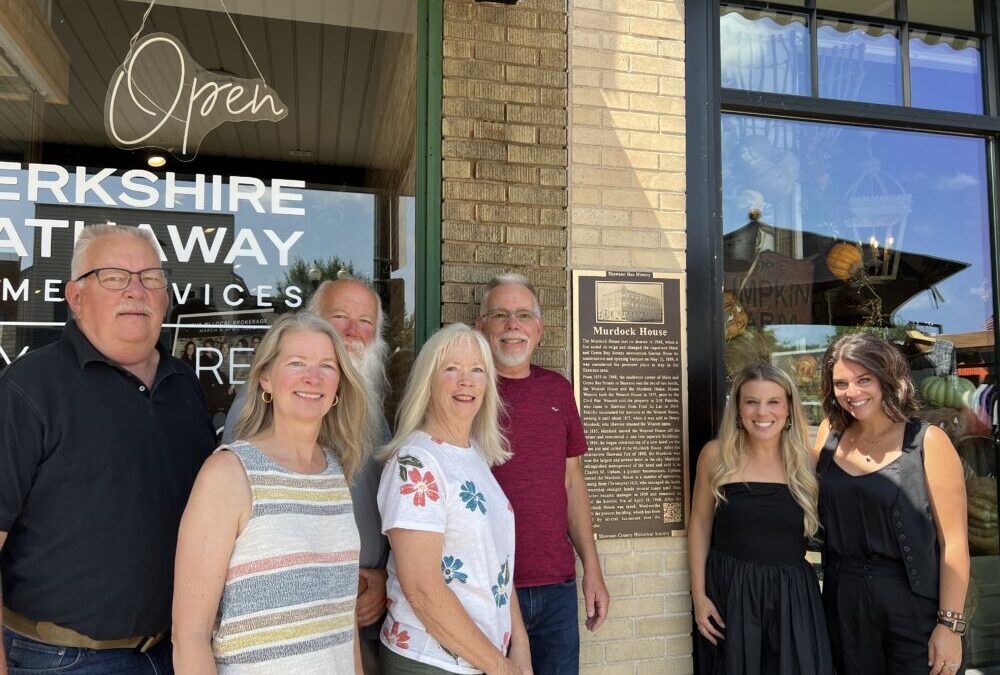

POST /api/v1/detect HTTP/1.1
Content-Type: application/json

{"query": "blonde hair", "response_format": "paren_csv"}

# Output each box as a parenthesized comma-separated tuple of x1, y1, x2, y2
(382, 323, 510, 466)
(234, 311, 369, 482)
(710, 363, 820, 539)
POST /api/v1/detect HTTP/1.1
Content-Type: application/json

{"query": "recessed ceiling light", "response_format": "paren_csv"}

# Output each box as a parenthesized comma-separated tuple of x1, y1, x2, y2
(147, 155, 167, 168)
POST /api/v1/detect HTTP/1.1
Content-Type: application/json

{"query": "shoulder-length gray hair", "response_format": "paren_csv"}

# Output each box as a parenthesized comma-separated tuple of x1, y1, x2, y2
(382, 323, 509, 466)
(234, 311, 369, 481)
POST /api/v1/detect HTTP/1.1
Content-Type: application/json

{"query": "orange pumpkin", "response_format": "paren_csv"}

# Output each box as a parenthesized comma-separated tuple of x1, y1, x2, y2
(826, 242, 863, 281)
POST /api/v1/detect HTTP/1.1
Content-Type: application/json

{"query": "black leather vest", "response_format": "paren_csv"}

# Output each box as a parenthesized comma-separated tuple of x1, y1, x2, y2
(817, 418, 939, 600)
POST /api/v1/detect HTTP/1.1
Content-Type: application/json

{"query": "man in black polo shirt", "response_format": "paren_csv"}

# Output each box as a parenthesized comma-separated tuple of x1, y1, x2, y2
(0, 224, 215, 674)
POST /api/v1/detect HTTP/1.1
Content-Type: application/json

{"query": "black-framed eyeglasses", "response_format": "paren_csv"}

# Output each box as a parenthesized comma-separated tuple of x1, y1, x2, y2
(74, 267, 170, 290)
(480, 309, 539, 324)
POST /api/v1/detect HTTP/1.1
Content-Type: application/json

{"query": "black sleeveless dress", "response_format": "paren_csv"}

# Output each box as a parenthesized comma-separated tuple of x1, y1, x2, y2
(695, 482, 833, 675)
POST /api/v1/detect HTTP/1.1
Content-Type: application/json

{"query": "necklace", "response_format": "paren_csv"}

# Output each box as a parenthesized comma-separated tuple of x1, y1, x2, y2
(854, 421, 897, 462)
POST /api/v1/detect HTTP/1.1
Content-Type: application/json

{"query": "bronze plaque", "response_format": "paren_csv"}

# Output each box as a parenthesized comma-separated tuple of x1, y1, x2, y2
(572, 270, 689, 538)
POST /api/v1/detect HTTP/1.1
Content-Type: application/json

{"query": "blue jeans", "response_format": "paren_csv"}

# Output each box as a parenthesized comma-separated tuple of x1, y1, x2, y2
(3, 628, 172, 674)
(516, 580, 579, 675)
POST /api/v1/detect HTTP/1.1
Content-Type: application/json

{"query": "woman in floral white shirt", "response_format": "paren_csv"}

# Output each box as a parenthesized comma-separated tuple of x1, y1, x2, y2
(378, 324, 532, 675)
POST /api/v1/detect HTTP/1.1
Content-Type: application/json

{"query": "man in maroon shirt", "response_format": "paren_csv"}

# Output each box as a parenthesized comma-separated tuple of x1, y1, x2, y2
(475, 273, 609, 674)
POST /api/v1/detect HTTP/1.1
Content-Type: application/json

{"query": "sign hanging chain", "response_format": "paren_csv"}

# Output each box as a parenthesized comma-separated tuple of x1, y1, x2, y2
(124, 0, 269, 83)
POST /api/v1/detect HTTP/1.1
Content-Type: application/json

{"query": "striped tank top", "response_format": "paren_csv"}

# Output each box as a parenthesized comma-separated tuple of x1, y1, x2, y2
(212, 440, 360, 674)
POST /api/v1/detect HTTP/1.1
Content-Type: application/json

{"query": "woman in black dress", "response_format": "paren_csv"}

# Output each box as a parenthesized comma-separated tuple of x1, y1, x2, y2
(814, 332, 968, 675)
(690, 363, 831, 674)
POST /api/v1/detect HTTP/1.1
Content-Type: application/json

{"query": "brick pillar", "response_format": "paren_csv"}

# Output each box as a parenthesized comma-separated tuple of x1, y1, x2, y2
(569, 1, 692, 673)
(440, 0, 569, 370)
(440, 0, 693, 672)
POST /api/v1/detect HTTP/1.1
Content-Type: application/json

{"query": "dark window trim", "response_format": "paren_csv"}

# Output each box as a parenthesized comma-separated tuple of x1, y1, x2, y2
(416, 0, 442, 347)
(686, 0, 727, 485)
(721, 88, 1000, 133)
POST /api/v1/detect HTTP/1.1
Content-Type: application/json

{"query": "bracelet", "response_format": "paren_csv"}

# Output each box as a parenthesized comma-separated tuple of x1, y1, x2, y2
(938, 609, 965, 621)
(937, 616, 968, 636)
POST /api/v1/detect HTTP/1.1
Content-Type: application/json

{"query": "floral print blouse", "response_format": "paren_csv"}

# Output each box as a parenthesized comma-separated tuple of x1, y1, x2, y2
(377, 431, 516, 674)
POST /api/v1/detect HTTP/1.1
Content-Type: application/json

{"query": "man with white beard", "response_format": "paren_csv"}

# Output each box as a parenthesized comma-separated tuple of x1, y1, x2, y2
(222, 278, 390, 674)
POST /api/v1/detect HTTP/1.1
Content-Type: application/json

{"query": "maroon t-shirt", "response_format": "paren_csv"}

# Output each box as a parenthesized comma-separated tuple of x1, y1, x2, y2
(492, 365, 587, 588)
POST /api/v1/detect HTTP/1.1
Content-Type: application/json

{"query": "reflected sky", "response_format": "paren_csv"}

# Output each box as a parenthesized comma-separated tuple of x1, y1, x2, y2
(720, 9, 810, 96)
(911, 34, 982, 114)
(722, 115, 991, 337)
(818, 22, 900, 105)
(722, 7, 985, 115)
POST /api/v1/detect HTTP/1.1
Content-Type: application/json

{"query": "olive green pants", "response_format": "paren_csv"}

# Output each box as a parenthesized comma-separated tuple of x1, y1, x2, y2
(379, 643, 478, 674)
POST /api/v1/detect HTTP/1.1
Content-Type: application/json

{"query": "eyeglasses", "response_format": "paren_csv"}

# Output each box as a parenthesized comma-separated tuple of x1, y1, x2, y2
(75, 267, 170, 290)
(481, 309, 539, 324)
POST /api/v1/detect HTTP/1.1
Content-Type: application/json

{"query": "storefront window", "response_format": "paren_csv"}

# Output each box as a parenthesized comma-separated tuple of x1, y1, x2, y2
(818, 20, 901, 105)
(816, 0, 894, 20)
(0, 0, 418, 428)
(719, 7, 810, 96)
(910, 33, 983, 114)
(721, 3, 984, 114)
(908, 0, 976, 32)
(722, 113, 999, 666)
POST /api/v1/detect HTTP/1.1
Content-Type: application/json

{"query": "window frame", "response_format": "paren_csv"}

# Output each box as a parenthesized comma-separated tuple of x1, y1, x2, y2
(417, 0, 443, 346)
(687, 0, 1000, 475)
(721, 0, 990, 111)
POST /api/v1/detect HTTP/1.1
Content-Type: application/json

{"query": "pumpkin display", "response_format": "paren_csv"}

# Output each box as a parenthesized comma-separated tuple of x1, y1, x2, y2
(723, 291, 748, 341)
(826, 242, 863, 281)
(967, 476, 999, 555)
(919, 375, 976, 409)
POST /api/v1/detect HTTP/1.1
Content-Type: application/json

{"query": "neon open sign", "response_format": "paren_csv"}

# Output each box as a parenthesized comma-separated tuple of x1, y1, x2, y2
(104, 32, 288, 159)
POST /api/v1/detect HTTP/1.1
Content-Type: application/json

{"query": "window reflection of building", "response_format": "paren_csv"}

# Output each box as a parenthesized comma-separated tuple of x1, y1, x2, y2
(711, 1, 998, 667)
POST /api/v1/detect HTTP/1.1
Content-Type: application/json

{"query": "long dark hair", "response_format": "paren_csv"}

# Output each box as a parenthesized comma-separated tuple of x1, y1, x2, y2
(820, 332, 918, 433)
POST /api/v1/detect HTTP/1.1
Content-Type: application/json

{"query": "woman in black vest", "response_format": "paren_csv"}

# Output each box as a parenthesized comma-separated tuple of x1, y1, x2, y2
(814, 332, 969, 675)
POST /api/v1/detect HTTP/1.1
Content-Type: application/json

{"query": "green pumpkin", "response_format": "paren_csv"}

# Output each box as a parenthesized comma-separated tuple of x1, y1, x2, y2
(919, 375, 976, 409)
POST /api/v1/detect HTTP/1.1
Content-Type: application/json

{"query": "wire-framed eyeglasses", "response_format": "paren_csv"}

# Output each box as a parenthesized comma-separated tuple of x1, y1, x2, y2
(480, 309, 539, 324)
(75, 267, 170, 290)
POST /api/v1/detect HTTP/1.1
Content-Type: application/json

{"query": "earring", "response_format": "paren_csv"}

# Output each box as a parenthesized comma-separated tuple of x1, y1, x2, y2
(261, 390, 272, 403)
(785, 418, 792, 431)
(331, 394, 340, 408)
(735, 417, 743, 430)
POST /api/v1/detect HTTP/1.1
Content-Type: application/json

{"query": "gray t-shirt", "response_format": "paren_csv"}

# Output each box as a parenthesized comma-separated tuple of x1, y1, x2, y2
(222, 384, 391, 639)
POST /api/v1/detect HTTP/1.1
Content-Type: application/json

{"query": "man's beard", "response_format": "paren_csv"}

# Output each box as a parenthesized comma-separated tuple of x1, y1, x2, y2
(347, 334, 390, 455)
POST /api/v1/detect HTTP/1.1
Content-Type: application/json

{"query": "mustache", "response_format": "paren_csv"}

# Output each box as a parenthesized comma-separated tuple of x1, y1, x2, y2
(114, 302, 153, 317)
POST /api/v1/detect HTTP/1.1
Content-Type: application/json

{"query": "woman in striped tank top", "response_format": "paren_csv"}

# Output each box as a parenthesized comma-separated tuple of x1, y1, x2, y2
(172, 312, 371, 674)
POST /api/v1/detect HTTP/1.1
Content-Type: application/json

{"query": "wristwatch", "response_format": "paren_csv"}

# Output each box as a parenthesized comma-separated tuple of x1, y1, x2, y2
(937, 616, 968, 636)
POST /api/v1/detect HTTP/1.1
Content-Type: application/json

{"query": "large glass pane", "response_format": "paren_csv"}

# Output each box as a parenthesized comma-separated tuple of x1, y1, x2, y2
(0, 0, 419, 426)
(910, 33, 983, 115)
(817, 0, 894, 20)
(908, 0, 976, 31)
(720, 7, 810, 96)
(722, 114, 998, 667)
(818, 20, 901, 104)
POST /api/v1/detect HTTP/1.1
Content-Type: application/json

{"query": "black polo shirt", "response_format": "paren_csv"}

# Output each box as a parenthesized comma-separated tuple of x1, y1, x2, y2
(0, 320, 215, 639)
